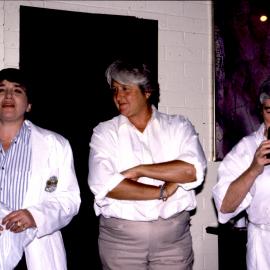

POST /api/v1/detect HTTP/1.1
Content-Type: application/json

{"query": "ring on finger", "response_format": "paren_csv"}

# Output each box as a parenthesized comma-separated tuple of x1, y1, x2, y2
(16, 221, 22, 227)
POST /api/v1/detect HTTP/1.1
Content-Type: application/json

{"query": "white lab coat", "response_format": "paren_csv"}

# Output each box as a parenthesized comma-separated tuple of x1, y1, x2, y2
(213, 123, 270, 270)
(19, 120, 81, 270)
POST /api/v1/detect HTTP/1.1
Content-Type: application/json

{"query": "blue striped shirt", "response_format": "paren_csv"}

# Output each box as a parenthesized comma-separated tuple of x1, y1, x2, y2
(0, 121, 31, 210)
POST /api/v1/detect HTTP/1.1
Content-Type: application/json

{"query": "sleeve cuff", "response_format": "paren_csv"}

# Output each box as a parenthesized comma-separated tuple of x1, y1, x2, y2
(179, 161, 206, 190)
(95, 173, 125, 202)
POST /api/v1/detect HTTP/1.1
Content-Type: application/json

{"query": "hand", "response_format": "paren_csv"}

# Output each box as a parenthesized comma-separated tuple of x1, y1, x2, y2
(250, 139, 270, 175)
(121, 165, 141, 181)
(2, 209, 36, 233)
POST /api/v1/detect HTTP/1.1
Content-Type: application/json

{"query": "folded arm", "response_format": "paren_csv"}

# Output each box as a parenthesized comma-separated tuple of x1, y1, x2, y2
(107, 160, 195, 200)
(120, 160, 196, 183)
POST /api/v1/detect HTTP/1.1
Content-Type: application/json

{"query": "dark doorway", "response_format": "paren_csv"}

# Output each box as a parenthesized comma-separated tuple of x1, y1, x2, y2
(19, 6, 158, 270)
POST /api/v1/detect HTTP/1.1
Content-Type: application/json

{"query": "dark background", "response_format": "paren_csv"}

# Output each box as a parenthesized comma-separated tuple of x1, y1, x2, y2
(19, 6, 158, 269)
(214, 0, 270, 160)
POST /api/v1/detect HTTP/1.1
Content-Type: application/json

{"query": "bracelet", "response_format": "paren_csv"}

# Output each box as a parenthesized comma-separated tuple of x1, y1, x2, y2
(159, 183, 168, 201)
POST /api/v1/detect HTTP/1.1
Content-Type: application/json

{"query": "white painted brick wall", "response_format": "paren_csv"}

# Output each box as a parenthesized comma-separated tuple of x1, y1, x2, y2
(0, 1, 219, 269)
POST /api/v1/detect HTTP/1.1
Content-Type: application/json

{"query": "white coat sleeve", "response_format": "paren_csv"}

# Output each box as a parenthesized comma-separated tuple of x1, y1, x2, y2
(212, 140, 253, 223)
(27, 138, 81, 238)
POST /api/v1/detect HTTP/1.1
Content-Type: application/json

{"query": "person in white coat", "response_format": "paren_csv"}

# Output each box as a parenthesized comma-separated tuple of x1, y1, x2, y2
(88, 60, 207, 270)
(0, 68, 81, 270)
(213, 76, 270, 269)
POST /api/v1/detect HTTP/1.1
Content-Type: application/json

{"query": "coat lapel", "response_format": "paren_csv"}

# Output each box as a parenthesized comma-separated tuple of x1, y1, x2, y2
(23, 122, 51, 207)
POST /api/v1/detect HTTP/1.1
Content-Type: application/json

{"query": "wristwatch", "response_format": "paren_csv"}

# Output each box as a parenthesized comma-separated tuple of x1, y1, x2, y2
(159, 183, 168, 201)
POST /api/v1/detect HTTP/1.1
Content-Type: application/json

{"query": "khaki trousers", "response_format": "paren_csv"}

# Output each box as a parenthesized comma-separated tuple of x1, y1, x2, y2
(99, 211, 193, 270)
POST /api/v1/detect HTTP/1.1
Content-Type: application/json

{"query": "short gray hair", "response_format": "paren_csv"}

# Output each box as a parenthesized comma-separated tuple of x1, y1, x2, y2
(105, 60, 160, 106)
(259, 76, 270, 104)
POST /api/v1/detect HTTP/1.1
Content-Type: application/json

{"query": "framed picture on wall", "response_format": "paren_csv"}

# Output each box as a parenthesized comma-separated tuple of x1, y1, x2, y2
(214, 0, 270, 160)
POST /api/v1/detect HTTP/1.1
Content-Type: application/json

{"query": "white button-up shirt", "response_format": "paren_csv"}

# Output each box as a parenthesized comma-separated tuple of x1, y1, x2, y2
(88, 106, 207, 221)
(212, 123, 270, 269)
(213, 123, 270, 225)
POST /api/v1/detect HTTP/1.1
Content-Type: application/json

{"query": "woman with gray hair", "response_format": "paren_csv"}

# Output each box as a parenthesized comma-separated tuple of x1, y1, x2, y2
(88, 60, 206, 270)
(213, 76, 270, 269)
